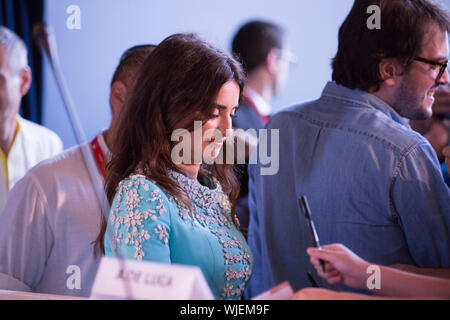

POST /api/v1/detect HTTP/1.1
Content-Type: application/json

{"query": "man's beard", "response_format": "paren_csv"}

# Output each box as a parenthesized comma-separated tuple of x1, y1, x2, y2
(392, 78, 432, 121)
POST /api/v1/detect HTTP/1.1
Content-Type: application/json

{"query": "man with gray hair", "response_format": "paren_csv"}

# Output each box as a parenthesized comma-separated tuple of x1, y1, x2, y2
(0, 44, 155, 297)
(0, 26, 62, 212)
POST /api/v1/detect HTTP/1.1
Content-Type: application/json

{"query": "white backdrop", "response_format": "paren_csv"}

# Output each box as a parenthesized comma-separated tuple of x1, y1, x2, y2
(42, 0, 450, 148)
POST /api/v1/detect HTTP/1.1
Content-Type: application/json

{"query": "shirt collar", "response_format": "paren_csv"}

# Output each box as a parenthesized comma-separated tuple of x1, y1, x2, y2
(168, 169, 220, 213)
(15, 117, 22, 134)
(321, 81, 410, 127)
(97, 130, 112, 162)
(1, 117, 23, 158)
(243, 87, 272, 116)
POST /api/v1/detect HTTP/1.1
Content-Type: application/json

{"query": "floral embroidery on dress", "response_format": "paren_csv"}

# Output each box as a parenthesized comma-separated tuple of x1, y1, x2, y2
(134, 244, 145, 261)
(109, 174, 168, 261)
(154, 224, 169, 244)
(124, 188, 142, 211)
(109, 170, 252, 299)
(111, 230, 122, 251)
(167, 170, 252, 299)
(224, 249, 252, 265)
(218, 193, 232, 213)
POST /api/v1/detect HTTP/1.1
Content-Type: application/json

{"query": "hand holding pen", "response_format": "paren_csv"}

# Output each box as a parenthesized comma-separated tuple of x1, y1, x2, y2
(299, 196, 326, 273)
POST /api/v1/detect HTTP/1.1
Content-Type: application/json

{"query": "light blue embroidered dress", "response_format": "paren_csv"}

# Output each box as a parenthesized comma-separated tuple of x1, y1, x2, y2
(104, 170, 253, 299)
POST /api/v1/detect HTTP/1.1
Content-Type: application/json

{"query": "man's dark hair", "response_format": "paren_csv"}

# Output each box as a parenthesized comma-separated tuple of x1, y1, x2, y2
(332, 0, 450, 92)
(231, 20, 285, 74)
(110, 44, 156, 87)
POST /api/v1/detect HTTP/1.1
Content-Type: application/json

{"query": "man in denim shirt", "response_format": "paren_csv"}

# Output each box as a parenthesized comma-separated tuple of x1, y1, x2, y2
(247, 0, 450, 297)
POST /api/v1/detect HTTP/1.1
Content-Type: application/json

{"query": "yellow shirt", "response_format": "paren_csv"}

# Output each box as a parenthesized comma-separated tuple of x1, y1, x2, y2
(0, 117, 63, 212)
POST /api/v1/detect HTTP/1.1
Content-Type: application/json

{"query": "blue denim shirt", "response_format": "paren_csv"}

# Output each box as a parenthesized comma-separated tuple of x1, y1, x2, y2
(246, 81, 450, 297)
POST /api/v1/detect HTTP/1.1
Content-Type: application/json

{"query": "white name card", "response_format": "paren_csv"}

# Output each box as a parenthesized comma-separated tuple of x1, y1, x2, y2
(251, 281, 294, 300)
(90, 257, 214, 300)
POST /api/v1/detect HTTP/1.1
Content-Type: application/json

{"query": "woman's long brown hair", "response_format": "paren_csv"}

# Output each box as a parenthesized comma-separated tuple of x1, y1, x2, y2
(95, 33, 246, 254)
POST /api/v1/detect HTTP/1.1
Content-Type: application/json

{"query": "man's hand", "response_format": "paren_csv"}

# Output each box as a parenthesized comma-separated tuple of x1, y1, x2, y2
(291, 288, 371, 300)
(390, 263, 450, 279)
(307, 244, 371, 290)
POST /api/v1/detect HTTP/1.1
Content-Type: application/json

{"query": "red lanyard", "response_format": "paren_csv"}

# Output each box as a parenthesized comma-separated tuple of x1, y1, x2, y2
(90, 136, 107, 179)
(243, 95, 270, 125)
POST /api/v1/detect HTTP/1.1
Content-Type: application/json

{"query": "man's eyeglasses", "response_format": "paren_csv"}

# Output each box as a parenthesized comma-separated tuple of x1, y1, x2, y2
(273, 48, 298, 64)
(414, 56, 448, 81)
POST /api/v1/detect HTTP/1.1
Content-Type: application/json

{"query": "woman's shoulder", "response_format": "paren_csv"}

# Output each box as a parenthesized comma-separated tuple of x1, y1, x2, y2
(112, 174, 173, 216)
(117, 174, 169, 199)
(107, 174, 174, 261)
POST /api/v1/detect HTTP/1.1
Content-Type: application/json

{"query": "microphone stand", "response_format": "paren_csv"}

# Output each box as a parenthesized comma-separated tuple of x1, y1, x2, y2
(33, 23, 134, 299)
(33, 23, 110, 223)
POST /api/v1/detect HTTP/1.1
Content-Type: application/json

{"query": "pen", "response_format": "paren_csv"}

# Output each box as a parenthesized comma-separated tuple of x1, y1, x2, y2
(299, 196, 326, 273)
(306, 272, 319, 288)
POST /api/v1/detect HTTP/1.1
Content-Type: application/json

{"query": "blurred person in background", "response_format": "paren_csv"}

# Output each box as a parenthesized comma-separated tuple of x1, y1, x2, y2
(230, 20, 295, 236)
(0, 45, 155, 297)
(410, 85, 450, 186)
(0, 26, 62, 212)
